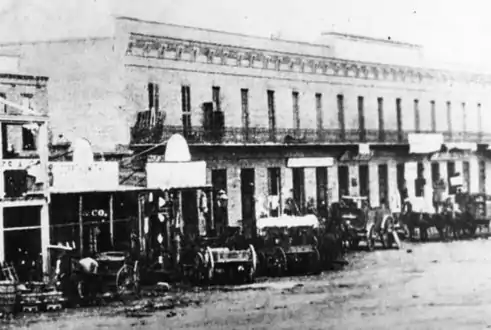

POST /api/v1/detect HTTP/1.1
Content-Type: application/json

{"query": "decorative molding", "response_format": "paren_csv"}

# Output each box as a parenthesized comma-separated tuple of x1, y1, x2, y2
(125, 33, 491, 86)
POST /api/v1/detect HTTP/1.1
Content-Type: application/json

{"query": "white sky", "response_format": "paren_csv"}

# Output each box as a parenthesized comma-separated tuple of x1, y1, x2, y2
(0, 0, 490, 69)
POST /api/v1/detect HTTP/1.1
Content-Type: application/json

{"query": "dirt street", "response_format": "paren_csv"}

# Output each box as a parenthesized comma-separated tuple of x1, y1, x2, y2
(7, 238, 491, 330)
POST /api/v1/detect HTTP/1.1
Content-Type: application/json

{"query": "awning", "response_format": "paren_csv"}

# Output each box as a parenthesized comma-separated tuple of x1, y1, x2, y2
(49, 185, 152, 194)
(445, 142, 477, 151)
(287, 157, 335, 168)
(408, 133, 443, 154)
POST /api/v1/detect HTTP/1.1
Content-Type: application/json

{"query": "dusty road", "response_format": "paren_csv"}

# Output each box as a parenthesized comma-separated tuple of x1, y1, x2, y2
(7, 238, 491, 330)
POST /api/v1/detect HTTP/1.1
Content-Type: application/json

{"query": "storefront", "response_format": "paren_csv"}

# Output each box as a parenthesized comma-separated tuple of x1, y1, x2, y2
(48, 143, 151, 260)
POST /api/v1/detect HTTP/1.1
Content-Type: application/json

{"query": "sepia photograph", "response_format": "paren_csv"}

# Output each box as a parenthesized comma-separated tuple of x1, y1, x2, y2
(0, 0, 490, 329)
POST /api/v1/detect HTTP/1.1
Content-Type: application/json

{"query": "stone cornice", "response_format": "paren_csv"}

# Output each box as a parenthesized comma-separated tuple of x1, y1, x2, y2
(124, 32, 491, 87)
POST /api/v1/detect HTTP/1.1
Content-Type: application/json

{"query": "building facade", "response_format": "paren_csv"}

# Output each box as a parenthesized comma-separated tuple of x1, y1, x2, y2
(2, 17, 491, 230)
(0, 69, 50, 280)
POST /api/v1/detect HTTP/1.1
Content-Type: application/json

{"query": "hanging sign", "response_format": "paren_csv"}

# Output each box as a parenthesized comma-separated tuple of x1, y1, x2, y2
(49, 162, 119, 191)
(146, 161, 207, 189)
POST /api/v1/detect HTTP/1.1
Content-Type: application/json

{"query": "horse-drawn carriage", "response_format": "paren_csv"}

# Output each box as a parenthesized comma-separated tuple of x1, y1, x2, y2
(254, 215, 322, 277)
(333, 196, 401, 251)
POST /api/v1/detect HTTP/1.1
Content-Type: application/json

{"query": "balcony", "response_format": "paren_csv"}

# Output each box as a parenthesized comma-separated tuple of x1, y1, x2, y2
(130, 114, 491, 146)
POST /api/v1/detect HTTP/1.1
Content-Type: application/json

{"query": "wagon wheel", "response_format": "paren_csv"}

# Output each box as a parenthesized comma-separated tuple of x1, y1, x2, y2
(205, 247, 215, 283)
(132, 261, 141, 296)
(381, 216, 395, 249)
(116, 264, 140, 295)
(349, 238, 360, 250)
(246, 244, 258, 283)
(309, 247, 322, 275)
(272, 247, 287, 277)
(256, 251, 268, 276)
(366, 226, 376, 252)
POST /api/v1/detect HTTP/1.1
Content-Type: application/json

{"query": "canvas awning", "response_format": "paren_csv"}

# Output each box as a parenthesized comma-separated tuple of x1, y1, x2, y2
(408, 133, 443, 154)
(256, 214, 319, 230)
(49, 185, 152, 194)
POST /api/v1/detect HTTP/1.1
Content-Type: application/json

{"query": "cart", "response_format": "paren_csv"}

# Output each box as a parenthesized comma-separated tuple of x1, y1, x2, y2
(336, 196, 400, 251)
(467, 193, 491, 232)
(255, 215, 321, 277)
(182, 228, 257, 285)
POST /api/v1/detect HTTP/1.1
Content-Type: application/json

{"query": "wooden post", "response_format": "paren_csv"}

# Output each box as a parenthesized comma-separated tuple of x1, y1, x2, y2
(109, 193, 114, 248)
(78, 195, 83, 257)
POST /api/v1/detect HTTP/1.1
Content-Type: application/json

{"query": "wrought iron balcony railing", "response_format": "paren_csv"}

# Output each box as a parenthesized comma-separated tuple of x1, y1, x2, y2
(130, 118, 491, 146)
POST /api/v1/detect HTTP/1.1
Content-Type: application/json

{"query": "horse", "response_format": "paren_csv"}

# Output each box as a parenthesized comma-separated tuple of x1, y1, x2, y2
(440, 196, 477, 239)
(400, 199, 447, 242)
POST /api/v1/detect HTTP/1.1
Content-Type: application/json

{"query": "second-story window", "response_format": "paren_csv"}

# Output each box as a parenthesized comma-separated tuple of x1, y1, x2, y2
(267, 90, 276, 140)
(396, 98, 403, 141)
(462, 102, 467, 134)
(212, 86, 221, 112)
(21, 93, 33, 110)
(478, 103, 482, 135)
(357, 96, 365, 141)
(181, 86, 191, 134)
(430, 100, 436, 132)
(414, 99, 420, 133)
(241, 89, 250, 139)
(0, 93, 6, 113)
(292, 91, 300, 133)
(377, 97, 384, 140)
(337, 94, 345, 139)
(315, 93, 323, 132)
(446, 101, 452, 135)
(148, 83, 159, 111)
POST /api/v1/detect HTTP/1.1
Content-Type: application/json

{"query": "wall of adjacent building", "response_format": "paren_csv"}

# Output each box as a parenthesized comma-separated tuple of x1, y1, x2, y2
(0, 38, 130, 151)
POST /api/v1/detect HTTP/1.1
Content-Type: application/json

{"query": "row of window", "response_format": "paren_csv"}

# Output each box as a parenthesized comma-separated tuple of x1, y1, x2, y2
(147, 82, 484, 134)
(0, 93, 34, 113)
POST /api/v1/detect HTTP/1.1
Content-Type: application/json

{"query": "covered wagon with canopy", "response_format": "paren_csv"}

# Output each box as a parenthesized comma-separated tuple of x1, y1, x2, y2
(145, 134, 257, 284)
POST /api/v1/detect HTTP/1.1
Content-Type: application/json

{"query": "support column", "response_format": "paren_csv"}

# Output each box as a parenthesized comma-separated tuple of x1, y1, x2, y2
(439, 161, 449, 196)
(109, 193, 114, 248)
(281, 166, 293, 214)
(469, 156, 480, 194)
(41, 203, 50, 276)
(78, 195, 83, 257)
(304, 168, 317, 206)
(0, 206, 3, 263)
(423, 159, 433, 208)
(226, 167, 241, 227)
(405, 161, 417, 198)
(206, 168, 212, 186)
(348, 164, 360, 196)
(368, 163, 380, 207)
(328, 165, 339, 204)
(254, 167, 268, 219)
(387, 160, 399, 211)
(486, 161, 491, 195)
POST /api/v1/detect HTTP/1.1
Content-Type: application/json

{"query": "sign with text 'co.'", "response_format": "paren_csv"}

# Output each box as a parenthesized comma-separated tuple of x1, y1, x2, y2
(49, 161, 119, 192)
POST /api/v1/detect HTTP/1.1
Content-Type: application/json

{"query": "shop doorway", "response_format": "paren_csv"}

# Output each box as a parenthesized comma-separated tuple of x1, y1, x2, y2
(292, 168, 305, 213)
(240, 168, 255, 237)
(338, 165, 349, 197)
(463, 161, 470, 192)
(211, 169, 228, 234)
(358, 164, 369, 198)
(447, 161, 456, 194)
(3, 206, 42, 282)
(315, 167, 328, 209)
(378, 164, 389, 205)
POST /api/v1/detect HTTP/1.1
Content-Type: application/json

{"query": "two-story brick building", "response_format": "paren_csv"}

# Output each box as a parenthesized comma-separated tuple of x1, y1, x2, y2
(2, 16, 491, 232)
(0, 56, 50, 280)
